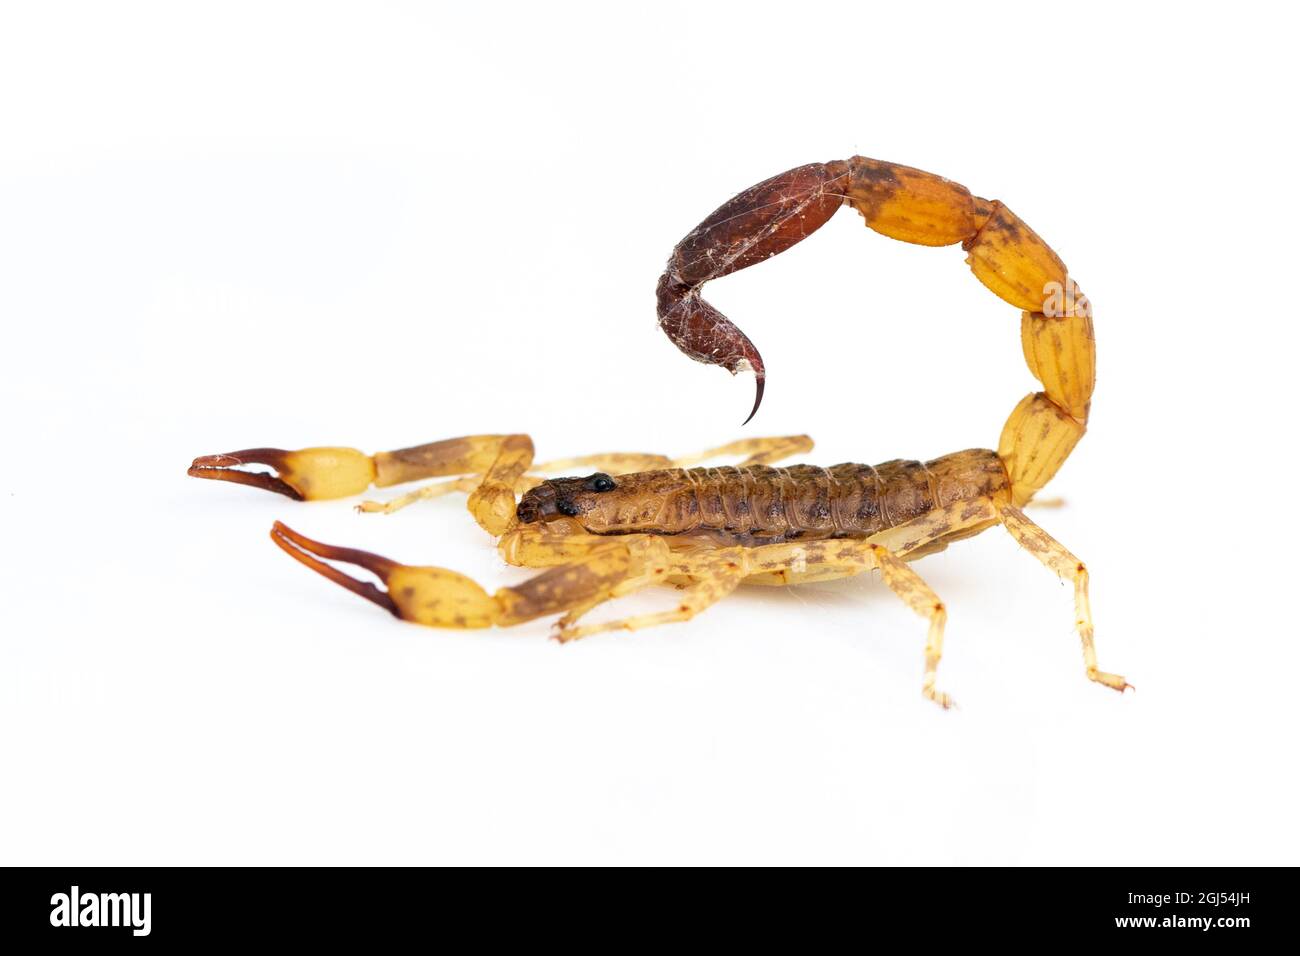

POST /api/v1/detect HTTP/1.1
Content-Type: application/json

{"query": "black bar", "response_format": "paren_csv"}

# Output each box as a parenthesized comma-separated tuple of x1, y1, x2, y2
(0, 866, 1288, 944)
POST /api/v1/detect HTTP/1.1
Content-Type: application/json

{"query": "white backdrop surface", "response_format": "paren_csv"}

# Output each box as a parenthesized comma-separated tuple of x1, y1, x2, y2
(1, 1, 1295, 865)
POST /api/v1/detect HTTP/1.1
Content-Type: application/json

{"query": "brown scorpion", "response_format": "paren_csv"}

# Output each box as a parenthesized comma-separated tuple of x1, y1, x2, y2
(189, 156, 1127, 708)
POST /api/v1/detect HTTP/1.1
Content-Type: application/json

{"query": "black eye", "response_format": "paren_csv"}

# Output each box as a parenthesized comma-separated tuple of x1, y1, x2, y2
(587, 474, 616, 493)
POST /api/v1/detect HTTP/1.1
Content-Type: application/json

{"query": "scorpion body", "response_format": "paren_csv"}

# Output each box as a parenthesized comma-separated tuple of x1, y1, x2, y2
(516, 450, 1008, 545)
(188, 155, 1126, 707)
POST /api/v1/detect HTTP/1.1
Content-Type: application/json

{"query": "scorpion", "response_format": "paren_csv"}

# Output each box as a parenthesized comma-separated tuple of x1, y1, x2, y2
(188, 155, 1128, 708)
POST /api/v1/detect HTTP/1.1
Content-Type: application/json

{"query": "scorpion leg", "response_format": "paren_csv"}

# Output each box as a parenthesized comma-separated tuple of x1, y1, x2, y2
(553, 547, 748, 643)
(356, 474, 492, 514)
(997, 504, 1131, 694)
(361, 435, 813, 518)
(669, 434, 814, 468)
(497, 521, 623, 568)
(840, 541, 953, 709)
(367, 453, 670, 517)
(552, 535, 954, 707)
(737, 539, 954, 708)
(373, 435, 534, 535)
(533, 434, 812, 474)
(530, 452, 674, 475)
(269, 521, 670, 629)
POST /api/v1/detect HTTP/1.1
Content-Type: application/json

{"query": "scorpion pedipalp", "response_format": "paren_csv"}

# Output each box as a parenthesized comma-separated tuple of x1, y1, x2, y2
(188, 449, 306, 500)
(270, 521, 400, 615)
(269, 520, 651, 631)
(188, 446, 377, 501)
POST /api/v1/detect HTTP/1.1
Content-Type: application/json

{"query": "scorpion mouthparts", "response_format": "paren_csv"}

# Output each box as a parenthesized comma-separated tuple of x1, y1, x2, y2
(188, 449, 304, 500)
(741, 373, 765, 426)
(269, 521, 400, 615)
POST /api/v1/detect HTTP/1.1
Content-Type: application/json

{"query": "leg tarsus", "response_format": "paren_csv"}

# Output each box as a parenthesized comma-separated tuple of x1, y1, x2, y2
(998, 503, 1131, 694)
(1088, 666, 1134, 693)
(920, 600, 953, 709)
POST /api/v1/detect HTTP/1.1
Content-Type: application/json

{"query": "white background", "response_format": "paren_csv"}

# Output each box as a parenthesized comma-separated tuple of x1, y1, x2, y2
(2, 1, 1296, 865)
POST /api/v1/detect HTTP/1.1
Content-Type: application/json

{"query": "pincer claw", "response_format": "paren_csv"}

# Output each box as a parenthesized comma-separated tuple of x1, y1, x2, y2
(188, 446, 376, 500)
(188, 449, 304, 500)
(270, 521, 399, 614)
(269, 521, 497, 627)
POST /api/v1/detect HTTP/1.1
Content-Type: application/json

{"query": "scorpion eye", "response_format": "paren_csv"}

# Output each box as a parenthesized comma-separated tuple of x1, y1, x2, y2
(588, 474, 616, 493)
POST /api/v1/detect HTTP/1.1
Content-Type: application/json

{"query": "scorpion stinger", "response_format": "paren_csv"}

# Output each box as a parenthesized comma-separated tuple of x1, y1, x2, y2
(655, 274, 767, 424)
(656, 155, 1085, 429)
(655, 162, 847, 423)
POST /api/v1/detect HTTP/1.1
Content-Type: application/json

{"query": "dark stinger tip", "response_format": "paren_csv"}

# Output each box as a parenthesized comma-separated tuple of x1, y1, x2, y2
(741, 374, 765, 426)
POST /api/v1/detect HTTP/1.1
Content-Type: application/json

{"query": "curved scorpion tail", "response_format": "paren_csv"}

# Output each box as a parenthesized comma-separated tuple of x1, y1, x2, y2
(655, 155, 1095, 503)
